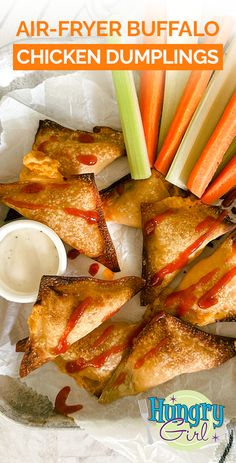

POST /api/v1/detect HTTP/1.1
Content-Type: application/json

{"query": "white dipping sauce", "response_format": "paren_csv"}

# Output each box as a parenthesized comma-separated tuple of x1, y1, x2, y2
(0, 228, 59, 293)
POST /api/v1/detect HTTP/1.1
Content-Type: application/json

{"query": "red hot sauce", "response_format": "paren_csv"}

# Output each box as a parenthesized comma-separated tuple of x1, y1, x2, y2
(54, 297, 93, 355)
(54, 386, 83, 415)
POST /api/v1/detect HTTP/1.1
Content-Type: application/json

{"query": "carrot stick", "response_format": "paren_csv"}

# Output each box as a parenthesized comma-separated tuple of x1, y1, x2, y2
(154, 18, 234, 175)
(139, 69, 165, 166)
(201, 155, 236, 205)
(139, 4, 166, 167)
(155, 70, 212, 175)
(187, 93, 236, 197)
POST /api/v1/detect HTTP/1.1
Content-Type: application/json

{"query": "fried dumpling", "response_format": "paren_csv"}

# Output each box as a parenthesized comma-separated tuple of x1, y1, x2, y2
(19, 275, 145, 377)
(20, 151, 64, 182)
(30, 120, 125, 177)
(101, 170, 171, 228)
(146, 235, 236, 326)
(55, 321, 140, 396)
(141, 196, 235, 305)
(0, 174, 119, 271)
(99, 312, 236, 403)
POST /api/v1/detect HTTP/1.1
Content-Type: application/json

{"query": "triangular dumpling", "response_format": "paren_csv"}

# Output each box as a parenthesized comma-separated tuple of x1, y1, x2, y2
(0, 174, 119, 271)
(99, 312, 236, 403)
(146, 235, 236, 326)
(19, 275, 145, 377)
(141, 196, 235, 304)
(55, 321, 140, 396)
(30, 120, 125, 176)
(101, 170, 172, 228)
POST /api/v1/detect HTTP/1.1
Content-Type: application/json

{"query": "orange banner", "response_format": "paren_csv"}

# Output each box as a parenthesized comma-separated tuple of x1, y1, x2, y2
(13, 43, 223, 70)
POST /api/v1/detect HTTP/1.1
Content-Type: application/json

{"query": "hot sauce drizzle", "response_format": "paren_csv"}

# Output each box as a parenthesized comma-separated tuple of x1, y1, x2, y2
(134, 337, 169, 369)
(66, 325, 140, 373)
(21, 183, 45, 194)
(102, 306, 120, 322)
(64, 208, 99, 224)
(151, 211, 227, 287)
(54, 386, 83, 415)
(21, 182, 68, 193)
(5, 198, 98, 224)
(54, 297, 93, 355)
(77, 154, 97, 165)
(198, 266, 236, 309)
(4, 198, 45, 210)
(78, 133, 94, 143)
(144, 209, 174, 236)
(66, 343, 128, 373)
(164, 269, 219, 317)
(67, 249, 80, 260)
(89, 263, 99, 276)
(195, 216, 216, 233)
(92, 325, 114, 348)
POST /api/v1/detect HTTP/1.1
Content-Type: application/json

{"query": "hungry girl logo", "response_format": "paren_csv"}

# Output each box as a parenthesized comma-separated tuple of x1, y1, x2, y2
(148, 390, 224, 450)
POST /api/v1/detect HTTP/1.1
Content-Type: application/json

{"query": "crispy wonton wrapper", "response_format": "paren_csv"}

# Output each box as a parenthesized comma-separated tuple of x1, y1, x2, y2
(55, 321, 140, 397)
(28, 120, 125, 177)
(0, 174, 119, 271)
(101, 169, 178, 228)
(141, 196, 235, 305)
(20, 151, 64, 182)
(99, 312, 236, 403)
(19, 275, 145, 377)
(145, 235, 236, 326)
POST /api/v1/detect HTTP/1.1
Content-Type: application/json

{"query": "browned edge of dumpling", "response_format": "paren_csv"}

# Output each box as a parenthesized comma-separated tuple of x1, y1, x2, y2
(34, 120, 125, 143)
(87, 173, 120, 272)
(36, 275, 146, 303)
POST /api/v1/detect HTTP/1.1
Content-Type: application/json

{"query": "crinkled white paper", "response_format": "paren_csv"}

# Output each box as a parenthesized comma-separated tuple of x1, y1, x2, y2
(0, 71, 235, 463)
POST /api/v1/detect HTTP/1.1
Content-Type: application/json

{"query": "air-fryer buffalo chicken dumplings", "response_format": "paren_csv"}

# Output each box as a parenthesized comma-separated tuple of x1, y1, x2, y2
(145, 235, 236, 326)
(99, 312, 236, 403)
(0, 174, 119, 271)
(101, 169, 171, 228)
(141, 196, 235, 304)
(55, 320, 140, 396)
(19, 276, 144, 377)
(2, 118, 234, 405)
(29, 120, 126, 177)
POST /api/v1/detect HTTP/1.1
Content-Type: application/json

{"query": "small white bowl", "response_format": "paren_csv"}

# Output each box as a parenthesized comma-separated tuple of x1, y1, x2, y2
(0, 220, 67, 303)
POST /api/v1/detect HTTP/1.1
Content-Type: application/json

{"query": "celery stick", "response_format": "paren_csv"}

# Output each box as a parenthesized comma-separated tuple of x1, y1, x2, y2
(112, 70, 151, 180)
(166, 37, 236, 189)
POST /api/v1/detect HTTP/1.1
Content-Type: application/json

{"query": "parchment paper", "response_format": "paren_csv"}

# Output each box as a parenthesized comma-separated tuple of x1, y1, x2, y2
(0, 71, 235, 463)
